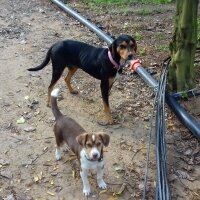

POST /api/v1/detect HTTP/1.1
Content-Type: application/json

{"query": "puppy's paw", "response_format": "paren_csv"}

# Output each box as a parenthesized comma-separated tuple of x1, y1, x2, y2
(98, 179, 107, 189)
(83, 186, 91, 196)
(62, 144, 70, 152)
(55, 149, 62, 161)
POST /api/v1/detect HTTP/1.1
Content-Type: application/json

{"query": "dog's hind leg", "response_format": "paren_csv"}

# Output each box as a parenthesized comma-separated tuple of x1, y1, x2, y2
(64, 66, 78, 94)
(47, 62, 65, 107)
(54, 126, 63, 160)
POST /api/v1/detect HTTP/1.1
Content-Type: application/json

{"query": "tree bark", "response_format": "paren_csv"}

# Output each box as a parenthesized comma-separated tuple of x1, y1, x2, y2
(169, 0, 199, 92)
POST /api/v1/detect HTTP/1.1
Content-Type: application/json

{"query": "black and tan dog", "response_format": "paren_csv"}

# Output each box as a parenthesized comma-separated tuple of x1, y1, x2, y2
(28, 34, 137, 124)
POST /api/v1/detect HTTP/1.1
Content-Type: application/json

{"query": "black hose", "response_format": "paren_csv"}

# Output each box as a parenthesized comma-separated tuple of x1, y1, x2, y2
(166, 94, 200, 137)
(155, 60, 171, 200)
(50, 0, 113, 44)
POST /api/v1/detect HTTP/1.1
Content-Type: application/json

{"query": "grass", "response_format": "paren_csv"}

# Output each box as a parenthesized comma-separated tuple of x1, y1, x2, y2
(135, 8, 154, 16)
(139, 49, 146, 56)
(155, 44, 169, 52)
(122, 23, 144, 31)
(133, 32, 143, 41)
(84, 0, 172, 6)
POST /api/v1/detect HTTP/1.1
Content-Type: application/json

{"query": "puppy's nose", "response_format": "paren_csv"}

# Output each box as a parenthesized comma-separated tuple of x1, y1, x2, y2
(92, 153, 99, 159)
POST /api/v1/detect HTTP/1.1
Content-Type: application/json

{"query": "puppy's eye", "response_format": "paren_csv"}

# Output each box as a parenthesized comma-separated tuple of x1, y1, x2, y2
(119, 44, 127, 49)
(86, 143, 92, 148)
(96, 142, 101, 147)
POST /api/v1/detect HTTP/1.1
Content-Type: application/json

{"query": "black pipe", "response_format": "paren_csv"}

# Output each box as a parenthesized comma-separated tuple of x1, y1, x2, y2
(166, 94, 200, 137)
(50, 0, 113, 44)
(50, 0, 200, 139)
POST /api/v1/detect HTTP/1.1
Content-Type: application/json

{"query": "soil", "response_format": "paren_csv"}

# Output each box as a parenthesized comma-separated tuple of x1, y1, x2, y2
(0, 0, 200, 200)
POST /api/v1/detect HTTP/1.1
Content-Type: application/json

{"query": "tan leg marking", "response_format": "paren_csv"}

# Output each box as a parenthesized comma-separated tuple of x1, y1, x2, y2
(65, 67, 78, 94)
(108, 77, 116, 95)
(103, 101, 113, 125)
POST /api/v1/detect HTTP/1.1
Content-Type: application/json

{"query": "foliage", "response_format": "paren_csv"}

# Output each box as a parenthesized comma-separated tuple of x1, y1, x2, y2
(197, 17, 200, 47)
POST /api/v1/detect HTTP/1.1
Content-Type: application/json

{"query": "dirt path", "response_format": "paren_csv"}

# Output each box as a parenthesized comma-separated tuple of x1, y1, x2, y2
(0, 0, 200, 200)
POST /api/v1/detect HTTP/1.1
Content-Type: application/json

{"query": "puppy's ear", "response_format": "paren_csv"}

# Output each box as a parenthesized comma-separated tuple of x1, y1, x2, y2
(98, 133, 110, 147)
(76, 133, 88, 146)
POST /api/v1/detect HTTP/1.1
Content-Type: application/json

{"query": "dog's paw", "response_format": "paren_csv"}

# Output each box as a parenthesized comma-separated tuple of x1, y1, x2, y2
(83, 186, 91, 196)
(97, 179, 107, 189)
(97, 115, 113, 126)
(70, 90, 78, 95)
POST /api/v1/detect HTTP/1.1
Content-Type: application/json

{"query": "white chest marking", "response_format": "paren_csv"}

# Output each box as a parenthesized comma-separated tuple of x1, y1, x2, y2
(80, 149, 104, 170)
(92, 134, 95, 142)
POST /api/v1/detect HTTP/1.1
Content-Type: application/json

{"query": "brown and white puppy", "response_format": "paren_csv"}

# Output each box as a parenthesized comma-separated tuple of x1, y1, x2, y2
(51, 88, 110, 196)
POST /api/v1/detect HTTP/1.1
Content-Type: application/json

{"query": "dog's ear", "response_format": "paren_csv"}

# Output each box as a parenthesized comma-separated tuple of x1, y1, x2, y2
(133, 40, 137, 53)
(129, 36, 137, 53)
(76, 133, 88, 146)
(108, 43, 115, 55)
(98, 133, 110, 147)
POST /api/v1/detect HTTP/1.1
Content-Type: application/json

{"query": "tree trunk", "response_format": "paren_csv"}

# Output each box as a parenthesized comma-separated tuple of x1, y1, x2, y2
(168, 0, 199, 92)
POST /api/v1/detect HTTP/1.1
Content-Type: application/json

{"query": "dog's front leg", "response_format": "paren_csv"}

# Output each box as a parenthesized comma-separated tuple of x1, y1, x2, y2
(100, 80, 113, 125)
(80, 168, 91, 196)
(97, 166, 107, 189)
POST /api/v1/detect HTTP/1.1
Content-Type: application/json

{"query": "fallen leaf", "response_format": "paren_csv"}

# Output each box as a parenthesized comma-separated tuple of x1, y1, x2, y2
(114, 166, 124, 173)
(50, 179, 54, 185)
(0, 158, 10, 166)
(38, 172, 42, 180)
(0, 170, 13, 179)
(107, 197, 118, 200)
(114, 183, 126, 196)
(43, 146, 48, 151)
(47, 191, 55, 196)
(4, 194, 15, 200)
(17, 117, 25, 124)
(33, 174, 39, 182)
(72, 170, 76, 179)
(24, 127, 36, 132)
(99, 189, 107, 195)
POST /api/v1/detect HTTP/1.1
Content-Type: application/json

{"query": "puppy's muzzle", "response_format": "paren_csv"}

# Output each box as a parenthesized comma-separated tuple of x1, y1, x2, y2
(90, 148, 100, 161)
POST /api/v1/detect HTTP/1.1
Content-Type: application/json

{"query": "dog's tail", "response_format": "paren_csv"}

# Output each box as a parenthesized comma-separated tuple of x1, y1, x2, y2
(27, 47, 51, 71)
(51, 88, 62, 120)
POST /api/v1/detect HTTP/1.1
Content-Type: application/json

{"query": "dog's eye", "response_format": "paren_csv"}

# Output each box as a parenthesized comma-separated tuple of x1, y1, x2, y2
(86, 143, 92, 148)
(119, 44, 127, 49)
(130, 44, 135, 49)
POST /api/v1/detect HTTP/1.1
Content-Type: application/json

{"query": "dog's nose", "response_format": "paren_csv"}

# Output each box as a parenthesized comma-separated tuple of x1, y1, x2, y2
(128, 53, 133, 60)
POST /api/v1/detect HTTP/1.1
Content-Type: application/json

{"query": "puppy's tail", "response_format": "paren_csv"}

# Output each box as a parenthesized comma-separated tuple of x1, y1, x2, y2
(51, 88, 62, 120)
(27, 47, 51, 71)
